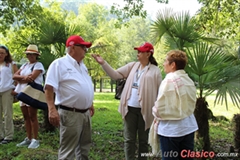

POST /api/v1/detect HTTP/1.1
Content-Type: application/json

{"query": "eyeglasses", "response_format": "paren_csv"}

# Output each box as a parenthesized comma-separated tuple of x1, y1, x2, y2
(74, 44, 88, 52)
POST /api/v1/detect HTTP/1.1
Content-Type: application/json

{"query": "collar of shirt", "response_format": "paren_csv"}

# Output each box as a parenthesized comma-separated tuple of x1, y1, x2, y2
(66, 53, 83, 67)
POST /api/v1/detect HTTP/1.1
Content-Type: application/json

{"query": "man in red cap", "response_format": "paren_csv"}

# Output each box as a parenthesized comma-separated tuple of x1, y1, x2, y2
(45, 35, 94, 160)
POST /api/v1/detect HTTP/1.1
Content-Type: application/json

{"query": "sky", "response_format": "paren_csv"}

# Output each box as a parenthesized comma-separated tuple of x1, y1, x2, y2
(91, 0, 202, 19)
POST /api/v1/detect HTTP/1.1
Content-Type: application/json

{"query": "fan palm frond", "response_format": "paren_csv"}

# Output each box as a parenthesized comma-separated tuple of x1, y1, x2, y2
(151, 8, 175, 43)
(186, 42, 240, 108)
(37, 19, 67, 44)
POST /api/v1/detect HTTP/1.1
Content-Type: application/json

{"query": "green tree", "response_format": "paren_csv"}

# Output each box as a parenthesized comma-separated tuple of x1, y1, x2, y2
(2, 1, 68, 67)
(114, 17, 153, 66)
(110, 0, 168, 26)
(0, 0, 43, 34)
(74, 3, 120, 79)
(111, 0, 239, 42)
(196, 0, 239, 40)
(151, 9, 240, 152)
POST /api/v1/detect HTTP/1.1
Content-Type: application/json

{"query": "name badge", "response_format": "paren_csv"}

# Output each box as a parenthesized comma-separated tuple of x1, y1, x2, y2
(133, 82, 138, 89)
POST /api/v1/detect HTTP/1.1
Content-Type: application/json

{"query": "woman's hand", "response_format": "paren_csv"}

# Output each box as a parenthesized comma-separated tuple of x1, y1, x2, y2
(91, 54, 105, 65)
(11, 90, 18, 96)
(17, 74, 34, 84)
(23, 74, 34, 82)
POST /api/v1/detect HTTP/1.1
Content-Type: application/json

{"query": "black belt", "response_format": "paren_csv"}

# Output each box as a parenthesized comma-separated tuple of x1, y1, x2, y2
(59, 105, 89, 113)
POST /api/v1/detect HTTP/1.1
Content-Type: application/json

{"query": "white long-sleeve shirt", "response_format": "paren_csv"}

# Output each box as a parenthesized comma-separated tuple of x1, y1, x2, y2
(0, 62, 15, 92)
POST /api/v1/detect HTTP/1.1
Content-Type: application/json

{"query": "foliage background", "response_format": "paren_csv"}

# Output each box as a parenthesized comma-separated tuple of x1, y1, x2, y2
(0, 0, 239, 158)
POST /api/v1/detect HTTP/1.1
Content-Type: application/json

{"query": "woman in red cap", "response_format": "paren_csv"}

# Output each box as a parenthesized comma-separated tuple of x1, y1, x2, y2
(92, 42, 162, 160)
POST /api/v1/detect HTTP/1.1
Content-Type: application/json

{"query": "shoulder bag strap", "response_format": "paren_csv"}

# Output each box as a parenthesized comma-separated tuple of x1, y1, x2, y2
(31, 62, 46, 84)
(30, 63, 36, 72)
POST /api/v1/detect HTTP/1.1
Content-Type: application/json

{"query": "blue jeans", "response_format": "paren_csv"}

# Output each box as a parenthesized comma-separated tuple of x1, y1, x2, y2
(159, 132, 195, 160)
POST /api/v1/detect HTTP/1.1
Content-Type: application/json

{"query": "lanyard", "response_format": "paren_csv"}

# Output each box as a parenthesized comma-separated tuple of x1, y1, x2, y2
(136, 63, 149, 81)
(136, 69, 145, 82)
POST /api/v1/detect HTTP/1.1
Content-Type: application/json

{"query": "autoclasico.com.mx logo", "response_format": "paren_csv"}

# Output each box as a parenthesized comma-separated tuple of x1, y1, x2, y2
(141, 150, 239, 158)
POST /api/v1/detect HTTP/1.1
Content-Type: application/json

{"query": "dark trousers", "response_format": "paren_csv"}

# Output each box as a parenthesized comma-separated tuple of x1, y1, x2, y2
(159, 132, 195, 160)
(124, 106, 149, 160)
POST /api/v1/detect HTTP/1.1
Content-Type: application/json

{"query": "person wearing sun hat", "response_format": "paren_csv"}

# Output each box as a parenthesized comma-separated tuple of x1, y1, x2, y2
(44, 35, 95, 159)
(0, 45, 18, 145)
(92, 42, 162, 160)
(13, 44, 45, 149)
(24, 44, 41, 55)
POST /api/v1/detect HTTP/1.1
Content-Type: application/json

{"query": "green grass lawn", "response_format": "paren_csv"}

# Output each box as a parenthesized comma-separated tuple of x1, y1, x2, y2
(0, 92, 238, 160)
(91, 93, 124, 159)
(206, 93, 240, 120)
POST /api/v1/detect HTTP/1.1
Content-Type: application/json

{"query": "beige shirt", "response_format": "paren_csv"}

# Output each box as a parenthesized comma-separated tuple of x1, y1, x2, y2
(149, 70, 197, 155)
(153, 70, 196, 120)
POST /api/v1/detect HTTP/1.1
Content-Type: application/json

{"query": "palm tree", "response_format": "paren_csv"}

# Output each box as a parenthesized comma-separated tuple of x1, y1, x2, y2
(151, 8, 240, 152)
(185, 42, 240, 151)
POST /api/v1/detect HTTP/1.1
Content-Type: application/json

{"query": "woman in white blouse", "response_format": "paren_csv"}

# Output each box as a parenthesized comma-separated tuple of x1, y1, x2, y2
(0, 45, 18, 144)
(13, 44, 45, 149)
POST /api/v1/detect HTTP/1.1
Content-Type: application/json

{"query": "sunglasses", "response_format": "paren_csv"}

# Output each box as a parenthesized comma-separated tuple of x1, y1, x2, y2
(74, 44, 88, 52)
(26, 53, 38, 56)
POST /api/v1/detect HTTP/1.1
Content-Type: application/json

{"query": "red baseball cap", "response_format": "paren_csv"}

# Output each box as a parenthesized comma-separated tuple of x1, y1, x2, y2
(66, 35, 92, 48)
(134, 42, 154, 54)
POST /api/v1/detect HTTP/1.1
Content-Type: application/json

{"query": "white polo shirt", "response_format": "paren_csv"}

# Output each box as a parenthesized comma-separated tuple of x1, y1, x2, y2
(45, 54, 94, 109)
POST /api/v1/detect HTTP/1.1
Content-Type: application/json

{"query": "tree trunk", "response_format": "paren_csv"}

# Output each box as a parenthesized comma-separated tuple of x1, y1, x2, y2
(233, 114, 240, 151)
(194, 97, 211, 153)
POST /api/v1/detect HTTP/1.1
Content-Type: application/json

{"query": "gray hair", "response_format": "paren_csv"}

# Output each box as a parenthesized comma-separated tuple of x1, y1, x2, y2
(66, 47, 70, 54)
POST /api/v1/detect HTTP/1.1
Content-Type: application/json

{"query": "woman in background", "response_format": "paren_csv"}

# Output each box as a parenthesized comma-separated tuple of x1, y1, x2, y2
(13, 44, 45, 149)
(0, 45, 18, 144)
